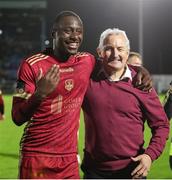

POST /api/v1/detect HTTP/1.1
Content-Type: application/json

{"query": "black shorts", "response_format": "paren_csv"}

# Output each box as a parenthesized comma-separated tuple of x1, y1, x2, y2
(81, 161, 146, 179)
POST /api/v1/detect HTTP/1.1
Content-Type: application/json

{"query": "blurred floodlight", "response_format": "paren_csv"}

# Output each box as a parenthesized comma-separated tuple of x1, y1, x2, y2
(16, 27, 23, 33)
(23, 12, 28, 17)
(45, 40, 50, 45)
(0, 29, 3, 35)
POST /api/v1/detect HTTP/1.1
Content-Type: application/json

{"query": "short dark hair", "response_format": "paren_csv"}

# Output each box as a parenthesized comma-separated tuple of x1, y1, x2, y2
(52, 11, 83, 31)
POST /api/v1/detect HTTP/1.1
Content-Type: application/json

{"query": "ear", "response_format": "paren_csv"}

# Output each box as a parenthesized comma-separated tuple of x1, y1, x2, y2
(126, 50, 129, 59)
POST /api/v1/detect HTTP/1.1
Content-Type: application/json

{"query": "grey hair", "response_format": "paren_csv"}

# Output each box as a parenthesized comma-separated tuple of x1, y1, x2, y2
(97, 28, 130, 51)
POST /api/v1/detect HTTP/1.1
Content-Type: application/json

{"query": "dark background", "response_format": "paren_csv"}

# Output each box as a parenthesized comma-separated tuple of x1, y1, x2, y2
(47, 0, 172, 74)
(0, 0, 171, 93)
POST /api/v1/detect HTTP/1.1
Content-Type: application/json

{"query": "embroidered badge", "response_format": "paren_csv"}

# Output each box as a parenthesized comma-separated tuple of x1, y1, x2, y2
(65, 79, 74, 91)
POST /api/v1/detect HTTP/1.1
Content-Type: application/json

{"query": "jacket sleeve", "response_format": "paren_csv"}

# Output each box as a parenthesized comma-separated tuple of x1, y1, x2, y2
(141, 89, 170, 161)
(11, 61, 42, 126)
(164, 93, 172, 120)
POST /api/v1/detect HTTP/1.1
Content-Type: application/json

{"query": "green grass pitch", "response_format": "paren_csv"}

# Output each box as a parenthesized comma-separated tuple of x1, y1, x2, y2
(0, 95, 171, 178)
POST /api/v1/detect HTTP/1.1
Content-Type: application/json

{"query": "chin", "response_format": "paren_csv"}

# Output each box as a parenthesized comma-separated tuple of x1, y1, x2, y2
(109, 64, 122, 69)
(68, 49, 78, 55)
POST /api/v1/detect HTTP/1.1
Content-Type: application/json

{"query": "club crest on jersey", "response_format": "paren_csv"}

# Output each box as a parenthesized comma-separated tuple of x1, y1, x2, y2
(65, 79, 74, 91)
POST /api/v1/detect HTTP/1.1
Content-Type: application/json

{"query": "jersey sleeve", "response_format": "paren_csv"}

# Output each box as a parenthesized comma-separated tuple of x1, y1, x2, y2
(141, 89, 170, 161)
(17, 60, 36, 94)
(80, 52, 96, 71)
(90, 53, 96, 70)
(12, 60, 42, 126)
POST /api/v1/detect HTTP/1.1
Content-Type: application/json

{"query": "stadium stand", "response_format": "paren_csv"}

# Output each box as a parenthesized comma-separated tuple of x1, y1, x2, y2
(0, 0, 47, 93)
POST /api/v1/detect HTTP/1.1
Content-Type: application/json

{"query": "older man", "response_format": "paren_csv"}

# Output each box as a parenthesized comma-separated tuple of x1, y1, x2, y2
(81, 28, 169, 179)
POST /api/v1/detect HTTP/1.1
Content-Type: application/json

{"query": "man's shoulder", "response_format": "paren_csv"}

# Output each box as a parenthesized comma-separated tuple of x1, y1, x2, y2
(24, 52, 49, 66)
(74, 51, 95, 59)
(74, 52, 96, 70)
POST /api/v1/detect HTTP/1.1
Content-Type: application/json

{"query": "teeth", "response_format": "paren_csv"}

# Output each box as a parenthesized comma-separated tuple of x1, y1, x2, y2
(68, 43, 77, 48)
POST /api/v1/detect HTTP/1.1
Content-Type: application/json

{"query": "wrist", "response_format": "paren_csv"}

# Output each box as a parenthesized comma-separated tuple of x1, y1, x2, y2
(144, 153, 152, 162)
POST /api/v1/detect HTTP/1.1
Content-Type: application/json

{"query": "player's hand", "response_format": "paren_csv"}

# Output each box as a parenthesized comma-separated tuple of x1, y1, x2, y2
(35, 64, 60, 99)
(134, 66, 153, 92)
(131, 154, 152, 179)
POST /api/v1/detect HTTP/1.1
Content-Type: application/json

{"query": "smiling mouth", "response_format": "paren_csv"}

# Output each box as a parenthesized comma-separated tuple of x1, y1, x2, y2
(66, 42, 79, 49)
(109, 58, 121, 63)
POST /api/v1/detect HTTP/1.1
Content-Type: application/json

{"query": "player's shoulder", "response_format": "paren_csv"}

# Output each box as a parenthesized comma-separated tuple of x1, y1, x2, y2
(74, 52, 96, 66)
(24, 52, 49, 66)
(74, 51, 95, 58)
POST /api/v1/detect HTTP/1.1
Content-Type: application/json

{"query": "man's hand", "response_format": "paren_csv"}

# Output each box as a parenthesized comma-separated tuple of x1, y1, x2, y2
(35, 64, 60, 99)
(131, 154, 152, 179)
(133, 66, 152, 91)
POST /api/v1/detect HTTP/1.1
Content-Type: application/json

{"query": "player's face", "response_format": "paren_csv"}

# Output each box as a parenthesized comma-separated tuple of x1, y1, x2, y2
(53, 16, 83, 59)
(101, 34, 129, 73)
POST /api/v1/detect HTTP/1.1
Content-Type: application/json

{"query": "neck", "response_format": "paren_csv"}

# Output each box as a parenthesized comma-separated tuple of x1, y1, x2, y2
(53, 49, 70, 62)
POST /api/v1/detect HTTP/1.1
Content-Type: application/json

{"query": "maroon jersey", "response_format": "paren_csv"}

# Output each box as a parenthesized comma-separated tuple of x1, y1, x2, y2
(12, 52, 95, 156)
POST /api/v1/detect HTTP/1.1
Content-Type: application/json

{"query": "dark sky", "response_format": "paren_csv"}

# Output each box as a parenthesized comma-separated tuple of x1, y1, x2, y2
(46, 0, 172, 74)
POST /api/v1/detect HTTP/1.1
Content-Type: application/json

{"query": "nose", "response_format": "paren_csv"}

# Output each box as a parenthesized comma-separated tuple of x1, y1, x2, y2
(114, 48, 120, 57)
(70, 30, 79, 41)
(111, 48, 119, 58)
